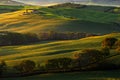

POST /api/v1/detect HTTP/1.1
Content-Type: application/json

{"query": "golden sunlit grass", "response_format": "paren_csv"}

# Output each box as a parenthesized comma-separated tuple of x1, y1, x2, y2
(0, 8, 120, 34)
(0, 33, 120, 67)
(0, 10, 68, 33)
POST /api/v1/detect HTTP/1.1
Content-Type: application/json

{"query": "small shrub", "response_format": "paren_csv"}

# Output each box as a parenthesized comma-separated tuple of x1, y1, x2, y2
(73, 49, 104, 67)
(102, 37, 118, 49)
(100, 47, 110, 57)
(14, 60, 36, 73)
(116, 47, 120, 53)
(115, 40, 120, 49)
(0, 61, 7, 75)
(45, 58, 73, 71)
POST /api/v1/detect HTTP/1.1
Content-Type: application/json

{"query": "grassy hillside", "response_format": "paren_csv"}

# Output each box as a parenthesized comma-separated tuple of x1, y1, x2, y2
(0, 5, 120, 34)
(0, 5, 24, 13)
(0, 33, 120, 66)
(1, 70, 120, 80)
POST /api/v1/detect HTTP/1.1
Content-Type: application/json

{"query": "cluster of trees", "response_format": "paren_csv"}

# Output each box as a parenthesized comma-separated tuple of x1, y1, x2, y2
(48, 3, 86, 8)
(38, 31, 97, 40)
(12, 48, 110, 74)
(101, 37, 120, 53)
(0, 31, 97, 46)
(0, 61, 7, 75)
(0, 31, 39, 46)
(11, 49, 111, 74)
(1, 37, 120, 76)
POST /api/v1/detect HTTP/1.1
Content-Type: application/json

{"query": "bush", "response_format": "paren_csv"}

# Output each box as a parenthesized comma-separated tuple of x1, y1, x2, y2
(0, 61, 7, 75)
(115, 40, 120, 49)
(14, 60, 36, 73)
(100, 47, 110, 57)
(73, 49, 104, 67)
(45, 58, 73, 71)
(0, 31, 40, 46)
(116, 47, 120, 53)
(102, 37, 118, 49)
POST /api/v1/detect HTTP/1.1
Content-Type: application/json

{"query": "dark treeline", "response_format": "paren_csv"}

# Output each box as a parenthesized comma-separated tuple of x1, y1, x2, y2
(0, 37, 120, 77)
(0, 31, 98, 46)
(38, 31, 98, 40)
(48, 3, 86, 8)
(0, 31, 39, 46)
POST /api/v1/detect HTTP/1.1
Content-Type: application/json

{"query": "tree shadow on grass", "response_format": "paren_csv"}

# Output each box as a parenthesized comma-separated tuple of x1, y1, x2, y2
(41, 49, 77, 56)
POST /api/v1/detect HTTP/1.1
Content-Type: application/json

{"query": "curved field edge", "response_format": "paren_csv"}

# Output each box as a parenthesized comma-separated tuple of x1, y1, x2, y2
(0, 33, 120, 66)
(0, 8, 120, 34)
(1, 70, 120, 80)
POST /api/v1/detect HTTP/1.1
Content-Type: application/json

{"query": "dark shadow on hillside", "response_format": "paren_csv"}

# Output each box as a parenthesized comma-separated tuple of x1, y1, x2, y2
(41, 49, 77, 56)
(50, 20, 120, 34)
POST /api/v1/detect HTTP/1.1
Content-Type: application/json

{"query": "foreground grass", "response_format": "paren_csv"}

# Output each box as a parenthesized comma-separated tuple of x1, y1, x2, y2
(1, 70, 120, 80)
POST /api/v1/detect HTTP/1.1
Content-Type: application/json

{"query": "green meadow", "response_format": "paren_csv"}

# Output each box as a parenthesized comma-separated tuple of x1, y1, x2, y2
(0, 33, 120, 67)
(1, 70, 120, 80)
(0, 5, 120, 34)
(0, 3, 120, 80)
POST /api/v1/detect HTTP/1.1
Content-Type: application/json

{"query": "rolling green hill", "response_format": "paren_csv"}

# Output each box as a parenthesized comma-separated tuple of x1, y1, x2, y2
(0, 5, 120, 34)
(1, 70, 120, 80)
(0, 4, 120, 79)
(0, 33, 120, 67)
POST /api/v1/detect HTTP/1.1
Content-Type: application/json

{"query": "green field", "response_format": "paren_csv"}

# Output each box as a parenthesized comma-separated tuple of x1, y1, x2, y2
(1, 70, 120, 80)
(0, 5, 120, 34)
(0, 33, 120, 67)
(0, 4, 120, 79)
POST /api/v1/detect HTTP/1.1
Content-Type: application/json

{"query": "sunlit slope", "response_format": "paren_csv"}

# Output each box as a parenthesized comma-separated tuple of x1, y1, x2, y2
(0, 5, 24, 13)
(0, 8, 120, 34)
(0, 33, 120, 66)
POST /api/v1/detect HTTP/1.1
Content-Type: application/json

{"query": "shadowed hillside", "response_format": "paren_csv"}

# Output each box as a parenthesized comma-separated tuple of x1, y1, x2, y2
(0, 33, 120, 66)
(0, 5, 120, 34)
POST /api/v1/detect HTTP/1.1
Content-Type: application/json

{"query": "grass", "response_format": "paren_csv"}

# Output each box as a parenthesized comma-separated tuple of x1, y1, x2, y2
(39, 7, 120, 23)
(0, 5, 24, 13)
(0, 6, 120, 34)
(1, 70, 120, 80)
(0, 5, 120, 79)
(0, 33, 120, 67)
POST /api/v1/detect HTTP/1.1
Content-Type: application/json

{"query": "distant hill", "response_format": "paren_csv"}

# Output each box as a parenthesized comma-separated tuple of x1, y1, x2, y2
(0, 4, 120, 34)
(12, 0, 120, 6)
(92, 0, 120, 5)
(0, 0, 26, 5)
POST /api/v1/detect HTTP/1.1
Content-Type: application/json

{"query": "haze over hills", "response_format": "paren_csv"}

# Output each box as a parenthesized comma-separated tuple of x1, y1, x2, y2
(0, 2, 120, 79)
(12, 0, 120, 6)
(0, 0, 26, 5)
(0, 3, 120, 34)
(92, 0, 120, 6)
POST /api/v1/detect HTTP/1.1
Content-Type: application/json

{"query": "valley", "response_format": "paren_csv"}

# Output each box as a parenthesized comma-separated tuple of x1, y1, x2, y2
(0, 3, 120, 80)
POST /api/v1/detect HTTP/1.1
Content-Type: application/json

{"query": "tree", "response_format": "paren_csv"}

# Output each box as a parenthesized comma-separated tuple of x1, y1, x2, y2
(45, 58, 73, 71)
(100, 47, 110, 57)
(0, 60, 7, 75)
(14, 60, 36, 73)
(73, 49, 104, 67)
(102, 37, 118, 49)
(116, 47, 120, 53)
(115, 40, 120, 49)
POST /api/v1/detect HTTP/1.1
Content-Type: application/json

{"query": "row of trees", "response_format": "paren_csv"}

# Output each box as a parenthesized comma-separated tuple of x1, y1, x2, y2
(38, 31, 97, 40)
(0, 31, 39, 46)
(1, 37, 120, 76)
(12, 37, 119, 74)
(13, 48, 110, 74)
(0, 31, 97, 46)
(48, 3, 86, 9)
